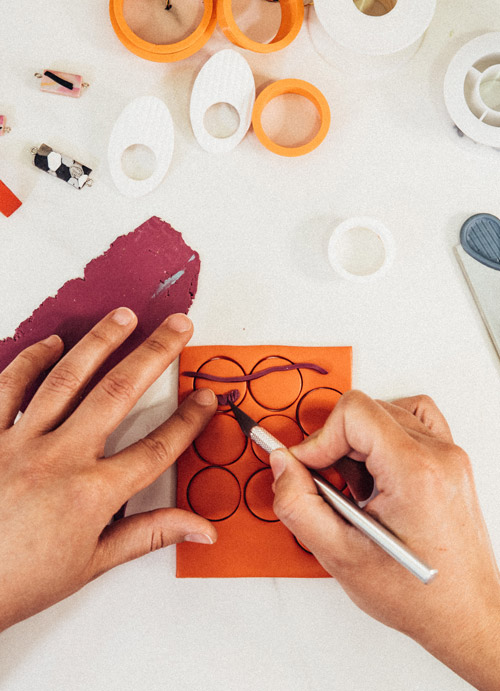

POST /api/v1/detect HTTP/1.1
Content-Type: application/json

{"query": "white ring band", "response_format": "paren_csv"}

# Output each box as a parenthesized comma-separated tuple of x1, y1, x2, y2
(327, 217, 395, 282)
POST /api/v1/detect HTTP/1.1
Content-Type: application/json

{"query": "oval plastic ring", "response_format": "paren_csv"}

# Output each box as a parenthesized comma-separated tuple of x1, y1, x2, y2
(109, 0, 217, 62)
(252, 79, 331, 157)
(108, 96, 174, 198)
(217, 0, 304, 54)
(190, 49, 255, 153)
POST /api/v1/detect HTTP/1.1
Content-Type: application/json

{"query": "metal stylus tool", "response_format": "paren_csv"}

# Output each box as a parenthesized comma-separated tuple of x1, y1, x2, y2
(229, 402, 437, 585)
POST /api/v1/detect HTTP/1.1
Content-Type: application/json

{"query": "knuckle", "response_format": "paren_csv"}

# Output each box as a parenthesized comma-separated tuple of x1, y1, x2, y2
(87, 326, 114, 349)
(150, 526, 169, 552)
(143, 337, 172, 359)
(138, 435, 175, 469)
(340, 389, 366, 408)
(0, 370, 20, 396)
(273, 491, 303, 526)
(412, 393, 437, 413)
(15, 348, 41, 370)
(174, 405, 199, 432)
(99, 372, 136, 404)
(44, 365, 82, 396)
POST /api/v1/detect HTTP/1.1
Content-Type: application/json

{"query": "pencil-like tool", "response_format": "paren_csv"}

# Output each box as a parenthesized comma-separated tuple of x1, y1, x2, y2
(228, 401, 437, 585)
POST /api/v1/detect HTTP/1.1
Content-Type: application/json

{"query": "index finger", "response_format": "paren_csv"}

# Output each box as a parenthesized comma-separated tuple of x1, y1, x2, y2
(289, 390, 421, 483)
(100, 388, 217, 507)
(63, 313, 194, 447)
(384, 395, 453, 443)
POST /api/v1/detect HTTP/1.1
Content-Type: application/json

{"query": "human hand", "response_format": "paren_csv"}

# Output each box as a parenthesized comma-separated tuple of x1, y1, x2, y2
(0, 309, 217, 632)
(270, 391, 500, 690)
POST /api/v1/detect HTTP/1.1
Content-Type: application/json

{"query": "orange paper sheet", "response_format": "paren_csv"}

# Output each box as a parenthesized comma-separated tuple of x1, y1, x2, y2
(176, 345, 352, 578)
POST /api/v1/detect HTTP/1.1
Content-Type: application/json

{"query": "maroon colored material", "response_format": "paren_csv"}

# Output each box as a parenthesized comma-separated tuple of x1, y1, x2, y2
(0, 216, 200, 409)
(216, 389, 241, 406)
(182, 362, 329, 383)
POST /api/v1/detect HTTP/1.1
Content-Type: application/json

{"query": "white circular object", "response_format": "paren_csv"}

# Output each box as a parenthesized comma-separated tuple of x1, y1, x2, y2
(308, 0, 435, 76)
(444, 32, 500, 148)
(190, 49, 255, 153)
(328, 217, 395, 282)
(108, 96, 174, 197)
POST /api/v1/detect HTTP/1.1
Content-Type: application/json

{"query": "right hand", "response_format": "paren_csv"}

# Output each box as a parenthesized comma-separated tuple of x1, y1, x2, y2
(270, 390, 500, 690)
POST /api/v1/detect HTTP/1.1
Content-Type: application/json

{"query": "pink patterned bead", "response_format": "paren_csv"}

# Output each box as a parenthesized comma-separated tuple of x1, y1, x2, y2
(39, 70, 84, 98)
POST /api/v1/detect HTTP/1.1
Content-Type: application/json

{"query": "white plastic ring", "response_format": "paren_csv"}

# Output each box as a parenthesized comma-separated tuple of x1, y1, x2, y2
(327, 217, 395, 282)
(190, 49, 255, 153)
(108, 96, 174, 197)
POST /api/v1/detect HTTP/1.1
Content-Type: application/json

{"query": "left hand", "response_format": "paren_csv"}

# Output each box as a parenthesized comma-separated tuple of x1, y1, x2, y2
(0, 309, 217, 632)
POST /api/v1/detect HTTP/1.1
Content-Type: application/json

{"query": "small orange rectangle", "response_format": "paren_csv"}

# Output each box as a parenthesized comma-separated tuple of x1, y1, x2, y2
(176, 344, 352, 578)
(0, 180, 22, 217)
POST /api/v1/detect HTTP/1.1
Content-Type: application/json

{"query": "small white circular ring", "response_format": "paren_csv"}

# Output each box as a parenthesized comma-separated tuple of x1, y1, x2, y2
(327, 216, 395, 282)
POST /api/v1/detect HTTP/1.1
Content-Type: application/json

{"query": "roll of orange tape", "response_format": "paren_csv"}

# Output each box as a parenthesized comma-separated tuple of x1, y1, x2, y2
(217, 0, 304, 53)
(251, 78, 331, 157)
(109, 0, 217, 63)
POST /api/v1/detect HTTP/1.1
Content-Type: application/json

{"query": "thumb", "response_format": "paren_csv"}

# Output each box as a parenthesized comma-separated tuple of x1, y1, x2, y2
(270, 449, 356, 573)
(91, 508, 217, 576)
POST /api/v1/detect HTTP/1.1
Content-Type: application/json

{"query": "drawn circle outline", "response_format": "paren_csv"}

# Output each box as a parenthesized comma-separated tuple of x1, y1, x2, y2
(243, 467, 279, 523)
(296, 386, 343, 436)
(187, 466, 241, 522)
(248, 355, 303, 411)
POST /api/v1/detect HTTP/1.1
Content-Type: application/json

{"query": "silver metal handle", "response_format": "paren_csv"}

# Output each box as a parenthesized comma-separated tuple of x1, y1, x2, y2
(250, 425, 437, 584)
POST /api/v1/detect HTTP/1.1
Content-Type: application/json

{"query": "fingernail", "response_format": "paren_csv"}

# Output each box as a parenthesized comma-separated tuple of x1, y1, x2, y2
(184, 533, 213, 544)
(270, 450, 287, 481)
(192, 388, 216, 406)
(112, 307, 135, 325)
(166, 313, 192, 333)
(41, 334, 62, 347)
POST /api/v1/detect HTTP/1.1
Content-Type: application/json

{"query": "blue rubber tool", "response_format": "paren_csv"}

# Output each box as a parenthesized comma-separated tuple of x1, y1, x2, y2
(460, 213, 500, 271)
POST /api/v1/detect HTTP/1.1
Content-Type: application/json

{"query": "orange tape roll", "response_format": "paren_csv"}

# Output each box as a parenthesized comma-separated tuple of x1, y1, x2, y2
(251, 79, 331, 157)
(109, 0, 217, 63)
(217, 0, 304, 53)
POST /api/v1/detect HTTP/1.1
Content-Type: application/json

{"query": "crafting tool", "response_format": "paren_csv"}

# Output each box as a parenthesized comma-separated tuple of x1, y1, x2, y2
(308, 0, 436, 77)
(190, 49, 255, 154)
(327, 216, 395, 282)
(229, 401, 437, 584)
(455, 213, 500, 359)
(217, 0, 304, 53)
(444, 33, 500, 149)
(108, 96, 174, 197)
(251, 78, 331, 157)
(109, 0, 216, 63)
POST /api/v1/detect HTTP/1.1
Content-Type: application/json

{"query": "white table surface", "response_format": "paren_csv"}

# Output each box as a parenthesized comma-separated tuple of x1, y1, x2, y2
(1, 1, 500, 689)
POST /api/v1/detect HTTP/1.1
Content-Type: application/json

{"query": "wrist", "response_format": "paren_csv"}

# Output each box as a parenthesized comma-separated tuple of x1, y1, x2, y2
(420, 587, 500, 690)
